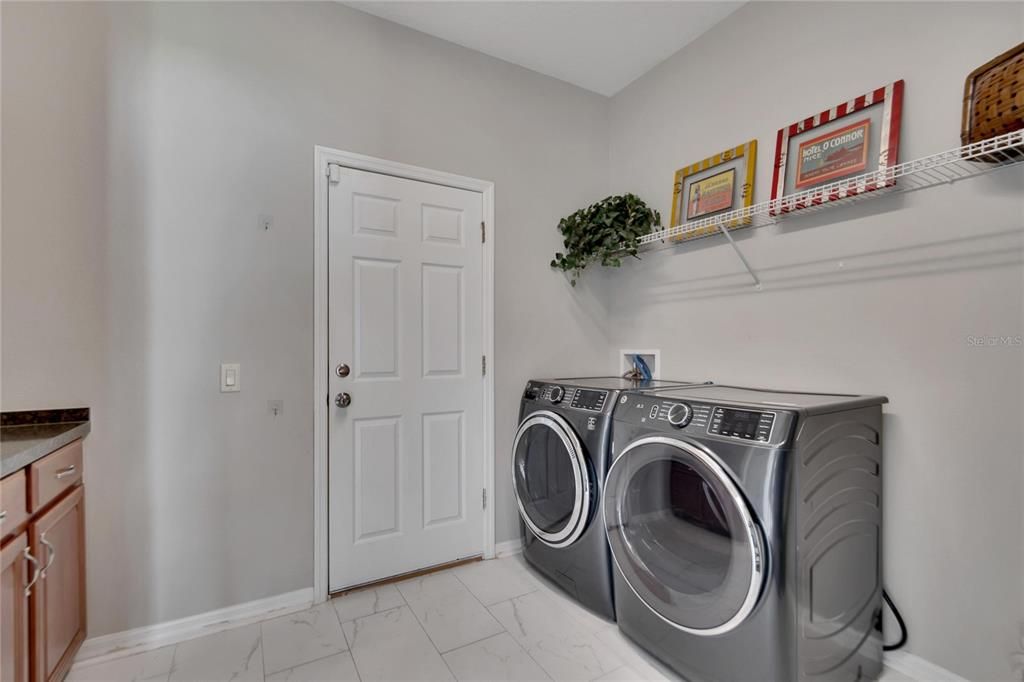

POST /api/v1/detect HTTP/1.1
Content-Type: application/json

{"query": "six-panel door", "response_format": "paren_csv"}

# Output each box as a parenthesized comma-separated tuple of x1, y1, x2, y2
(328, 167, 485, 591)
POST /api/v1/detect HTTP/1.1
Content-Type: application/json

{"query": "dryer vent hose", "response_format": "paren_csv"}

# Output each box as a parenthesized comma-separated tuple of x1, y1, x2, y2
(882, 589, 908, 651)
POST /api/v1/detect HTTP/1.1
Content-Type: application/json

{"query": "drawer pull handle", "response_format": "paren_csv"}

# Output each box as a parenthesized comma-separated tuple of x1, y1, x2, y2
(41, 535, 56, 579)
(0, 510, 6, 522)
(23, 548, 41, 597)
(55, 464, 77, 480)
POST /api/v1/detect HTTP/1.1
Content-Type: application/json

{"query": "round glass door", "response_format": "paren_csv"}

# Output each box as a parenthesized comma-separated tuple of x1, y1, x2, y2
(603, 436, 765, 635)
(512, 411, 592, 548)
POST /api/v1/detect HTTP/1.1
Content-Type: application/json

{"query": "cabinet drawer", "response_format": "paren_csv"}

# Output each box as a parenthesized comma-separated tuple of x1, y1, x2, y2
(29, 441, 82, 513)
(1, 471, 28, 539)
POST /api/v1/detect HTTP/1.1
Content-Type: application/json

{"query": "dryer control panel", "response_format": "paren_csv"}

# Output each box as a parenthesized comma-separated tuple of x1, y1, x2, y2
(708, 407, 775, 442)
(615, 394, 791, 447)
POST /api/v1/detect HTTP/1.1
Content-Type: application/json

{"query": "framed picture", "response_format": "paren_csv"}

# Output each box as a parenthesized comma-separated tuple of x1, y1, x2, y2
(770, 80, 904, 215)
(670, 139, 757, 241)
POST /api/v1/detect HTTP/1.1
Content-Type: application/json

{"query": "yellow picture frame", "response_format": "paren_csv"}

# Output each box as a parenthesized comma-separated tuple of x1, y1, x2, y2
(670, 139, 757, 242)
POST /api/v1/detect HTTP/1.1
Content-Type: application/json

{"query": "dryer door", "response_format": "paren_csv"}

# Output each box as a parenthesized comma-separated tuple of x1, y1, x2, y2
(512, 410, 592, 548)
(603, 436, 765, 636)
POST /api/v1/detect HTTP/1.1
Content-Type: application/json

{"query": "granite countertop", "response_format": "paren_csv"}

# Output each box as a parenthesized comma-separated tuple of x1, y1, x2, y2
(1, 408, 91, 478)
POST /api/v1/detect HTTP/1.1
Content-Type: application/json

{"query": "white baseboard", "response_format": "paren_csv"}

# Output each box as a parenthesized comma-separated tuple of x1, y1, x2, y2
(494, 537, 523, 557)
(885, 650, 968, 681)
(73, 587, 315, 669)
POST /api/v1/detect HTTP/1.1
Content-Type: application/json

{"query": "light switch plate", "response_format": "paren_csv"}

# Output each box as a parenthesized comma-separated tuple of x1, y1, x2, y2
(220, 363, 240, 392)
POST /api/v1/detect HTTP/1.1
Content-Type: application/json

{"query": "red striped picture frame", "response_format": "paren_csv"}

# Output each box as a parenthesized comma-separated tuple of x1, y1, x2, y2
(770, 80, 904, 216)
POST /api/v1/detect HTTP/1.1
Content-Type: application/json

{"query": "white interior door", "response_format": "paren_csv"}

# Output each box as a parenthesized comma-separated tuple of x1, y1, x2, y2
(328, 166, 484, 592)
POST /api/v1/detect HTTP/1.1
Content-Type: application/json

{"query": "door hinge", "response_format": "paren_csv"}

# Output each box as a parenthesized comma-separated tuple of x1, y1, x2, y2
(481, 221, 486, 244)
(482, 355, 486, 376)
(482, 488, 487, 509)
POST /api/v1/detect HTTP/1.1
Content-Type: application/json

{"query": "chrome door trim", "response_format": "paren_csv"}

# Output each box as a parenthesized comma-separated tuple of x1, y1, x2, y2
(603, 435, 765, 636)
(511, 410, 590, 548)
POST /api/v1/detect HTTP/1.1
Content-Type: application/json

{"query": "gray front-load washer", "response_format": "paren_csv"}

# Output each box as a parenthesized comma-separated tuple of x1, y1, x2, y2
(513, 377, 709, 620)
(604, 384, 887, 681)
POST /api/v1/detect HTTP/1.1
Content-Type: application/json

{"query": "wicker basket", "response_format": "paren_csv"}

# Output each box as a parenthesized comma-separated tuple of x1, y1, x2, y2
(962, 41, 1024, 148)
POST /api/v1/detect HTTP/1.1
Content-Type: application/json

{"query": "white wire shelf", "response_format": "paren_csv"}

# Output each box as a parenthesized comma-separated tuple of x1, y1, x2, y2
(631, 130, 1024, 287)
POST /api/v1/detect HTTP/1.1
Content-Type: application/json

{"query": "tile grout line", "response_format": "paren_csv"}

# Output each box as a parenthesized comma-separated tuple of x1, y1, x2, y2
(477, 593, 555, 682)
(435, 568, 509, 681)
(452, 560, 558, 682)
(338, 607, 364, 682)
(262, 599, 361, 679)
(258, 622, 267, 680)
(394, 571, 484, 658)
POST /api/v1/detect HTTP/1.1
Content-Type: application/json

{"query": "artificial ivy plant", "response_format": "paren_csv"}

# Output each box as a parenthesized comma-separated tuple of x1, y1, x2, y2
(551, 193, 660, 286)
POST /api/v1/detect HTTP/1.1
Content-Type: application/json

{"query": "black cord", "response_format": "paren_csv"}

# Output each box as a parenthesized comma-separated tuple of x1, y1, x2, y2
(882, 589, 908, 651)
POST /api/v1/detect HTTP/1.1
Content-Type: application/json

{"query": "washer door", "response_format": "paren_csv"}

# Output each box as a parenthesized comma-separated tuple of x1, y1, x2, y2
(512, 410, 592, 548)
(603, 436, 765, 635)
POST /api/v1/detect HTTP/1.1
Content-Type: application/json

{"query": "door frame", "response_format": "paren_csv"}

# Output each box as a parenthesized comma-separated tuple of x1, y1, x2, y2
(312, 146, 496, 603)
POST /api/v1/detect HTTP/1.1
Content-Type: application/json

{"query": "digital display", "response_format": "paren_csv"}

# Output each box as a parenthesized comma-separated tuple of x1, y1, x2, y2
(709, 407, 774, 442)
(571, 389, 607, 412)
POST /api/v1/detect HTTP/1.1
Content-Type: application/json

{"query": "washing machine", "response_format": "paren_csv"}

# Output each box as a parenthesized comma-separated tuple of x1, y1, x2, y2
(513, 377, 709, 620)
(604, 384, 887, 681)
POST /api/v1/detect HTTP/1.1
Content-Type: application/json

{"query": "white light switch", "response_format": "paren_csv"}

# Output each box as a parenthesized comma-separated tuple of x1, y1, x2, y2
(221, 363, 240, 393)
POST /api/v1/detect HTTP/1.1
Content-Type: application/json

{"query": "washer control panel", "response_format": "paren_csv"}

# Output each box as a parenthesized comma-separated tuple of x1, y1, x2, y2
(523, 383, 609, 413)
(571, 389, 608, 412)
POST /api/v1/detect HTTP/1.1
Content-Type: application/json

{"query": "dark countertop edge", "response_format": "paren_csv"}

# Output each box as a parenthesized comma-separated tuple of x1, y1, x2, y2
(1, 407, 90, 427)
(1, 421, 91, 479)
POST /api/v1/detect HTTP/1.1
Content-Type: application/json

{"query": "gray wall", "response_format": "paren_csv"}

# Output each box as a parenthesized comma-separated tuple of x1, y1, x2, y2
(596, 3, 1024, 680)
(1, 1, 611, 636)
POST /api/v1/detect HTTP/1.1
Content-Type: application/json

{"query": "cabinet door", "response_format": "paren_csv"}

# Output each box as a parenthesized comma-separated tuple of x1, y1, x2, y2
(1, 532, 32, 682)
(31, 486, 85, 682)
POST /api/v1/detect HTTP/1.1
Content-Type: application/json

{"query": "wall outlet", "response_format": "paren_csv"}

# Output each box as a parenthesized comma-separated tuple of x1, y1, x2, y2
(268, 400, 284, 416)
(220, 363, 241, 392)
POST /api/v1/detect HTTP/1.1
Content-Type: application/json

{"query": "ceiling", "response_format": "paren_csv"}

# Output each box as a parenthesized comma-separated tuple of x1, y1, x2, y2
(345, 2, 744, 97)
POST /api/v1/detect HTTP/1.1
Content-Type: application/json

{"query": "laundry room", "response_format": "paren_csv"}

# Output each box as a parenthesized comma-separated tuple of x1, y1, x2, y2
(1, 2, 1022, 682)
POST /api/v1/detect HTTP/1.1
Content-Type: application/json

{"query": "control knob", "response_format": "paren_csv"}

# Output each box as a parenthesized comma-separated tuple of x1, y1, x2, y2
(667, 403, 693, 428)
(549, 386, 565, 404)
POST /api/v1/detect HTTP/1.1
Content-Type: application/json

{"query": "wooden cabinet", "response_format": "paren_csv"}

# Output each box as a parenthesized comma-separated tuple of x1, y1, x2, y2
(30, 486, 85, 682)
(2, 471, 29, 540)
(0, 439, 86, 682)
(2, 533, 32, 682)
(29, 441, 82, 513)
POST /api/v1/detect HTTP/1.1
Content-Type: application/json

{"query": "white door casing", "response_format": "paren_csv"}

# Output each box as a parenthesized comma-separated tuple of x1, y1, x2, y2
(323, 159, 491, 592)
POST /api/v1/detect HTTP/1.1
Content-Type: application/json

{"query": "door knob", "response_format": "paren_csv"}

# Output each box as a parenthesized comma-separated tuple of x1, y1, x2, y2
(335, 392, 352, 408)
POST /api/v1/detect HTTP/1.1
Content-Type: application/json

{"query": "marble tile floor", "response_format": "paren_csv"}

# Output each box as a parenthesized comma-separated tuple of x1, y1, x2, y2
(70, 554, 913, 682)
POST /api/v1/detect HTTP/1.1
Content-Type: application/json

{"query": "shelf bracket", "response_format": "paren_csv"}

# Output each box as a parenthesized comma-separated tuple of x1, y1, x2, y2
(716, 221, 762, 290)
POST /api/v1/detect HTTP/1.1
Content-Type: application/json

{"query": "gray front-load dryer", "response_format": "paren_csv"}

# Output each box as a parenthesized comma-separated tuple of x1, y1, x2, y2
(513, 377, 709, 620)
(604, 385, 887, 681)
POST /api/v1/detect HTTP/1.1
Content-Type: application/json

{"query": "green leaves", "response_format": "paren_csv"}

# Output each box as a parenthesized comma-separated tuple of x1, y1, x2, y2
(551, 194, 660, 286)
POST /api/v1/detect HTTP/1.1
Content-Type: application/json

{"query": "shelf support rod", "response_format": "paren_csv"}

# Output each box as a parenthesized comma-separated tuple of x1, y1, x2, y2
(716, 221, 762, 290)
